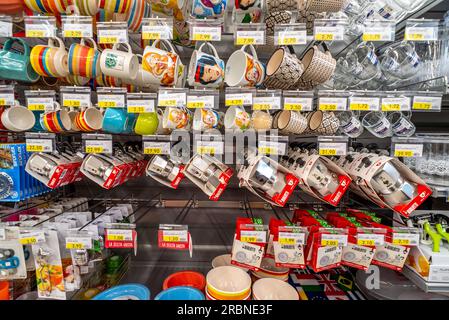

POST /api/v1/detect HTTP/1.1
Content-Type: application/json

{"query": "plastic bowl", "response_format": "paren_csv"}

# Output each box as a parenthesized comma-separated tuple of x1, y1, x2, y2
(155, 286, 205, 300)
(206, 266, 251, 298)
(0, 281, 9, 300)
(92, 284, 150, 300)
(163, 271, 206, 291)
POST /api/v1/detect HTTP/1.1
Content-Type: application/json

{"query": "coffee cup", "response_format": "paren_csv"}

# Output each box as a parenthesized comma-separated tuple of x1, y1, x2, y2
(163, 107, 190, 129)
(188, 42, 225, 88)
(30, 37, 69, 78)
(40, 102, 72, 133)
(100, 42, 139, 81)
(191, 0, 226, 18)
(134, 111, 160, 135)
(68, 38, 101, 78)
(102, 107, 128, 134)
(1, 102, 35, 132)
(263, 47, 303, 90)
(0, 38, 40, 83)
(192, 108, 222, 131)
(224, 105, 250, 131)
(225, 45, 265, 87)
(276, 110, 308, 135)
(251, 110, 272, 131)
(75, 107, 103, 132)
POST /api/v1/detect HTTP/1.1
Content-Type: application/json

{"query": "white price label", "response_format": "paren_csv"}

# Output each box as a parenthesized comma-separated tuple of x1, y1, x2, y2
(278, 231, 305, 245)
(412, 96, 442, 111)
(357, 233, 385, 246)
(85, 140, 112, 154)
(321, 233, 348, 246)
(275, 30, 307, 45)
(319, 97, 347, 111)
(235, 30, 265, 45)
(394, 144, 423, 158)
(258, 141, 286, 156)
(107, 229, 133, 241)
(162, 230, 188, 242)
(225, 93, 252, 106)
(127, 99, 155, 113)
(63, 93, 91, 108)
(196, 141, 224, 155)
(65, 237, 93, 249)
(142, 25, 172, 40)
(319, 142, 347, 156)
(25, 23, 55, 38)
(349, 96, 380, 111)
(158, 92, 186, 107)
(392, 233, 419, 246)
(0, 21, 12, 37)
(0, 228, 5, 241)
(192, 26, 221, 41)
(97, 94, 125, 108)
(405, 26, 438, 41)
(26, 139, 54, 153)
(63, 23, 93, 38)
(314, 25, 344, 41)
(0, 93, 15, 106)
(187, 95, 215, 109)
(381, 97, 411, 111)
(284, 97, 313, 111)
(253, 96, 281, 110)
(27, 97, 54, 111)
(362, 26, 394, 42)
(19, 230, 46, 245)
(143, 142, 170, 154)
(240, 230, 267, 243)
(98, 29, 128, 44)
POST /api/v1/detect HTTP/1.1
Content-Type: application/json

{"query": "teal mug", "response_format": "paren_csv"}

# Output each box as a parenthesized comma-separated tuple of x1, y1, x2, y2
(102, 108, 128, 134)
(0, 38, 40, 83)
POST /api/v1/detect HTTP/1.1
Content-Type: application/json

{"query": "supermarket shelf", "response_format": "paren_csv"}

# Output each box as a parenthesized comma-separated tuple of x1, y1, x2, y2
(402, 265, 449, 293)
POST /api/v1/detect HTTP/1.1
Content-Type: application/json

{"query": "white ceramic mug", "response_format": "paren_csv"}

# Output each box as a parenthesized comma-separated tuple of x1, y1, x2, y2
(225, 45, 265, 87)
(1, 101, 35, 132)
(100, 42, 139, 80)
(224, 105, 251, 131)
(192, 108, 222, 131)
(251, 110, 273, 131)
(188, 42, 225, 88)
(163, 106, 191, 129)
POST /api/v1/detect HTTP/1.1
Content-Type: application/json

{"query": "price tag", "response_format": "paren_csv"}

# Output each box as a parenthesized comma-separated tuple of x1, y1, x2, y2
(258, 141, 286, 156)
(0, 228, 5, 241)
(321, 233, 348, 246)
(235, 30, 265, 45)
(98, 29, 128, 44)
(158, 92, 186, 107)
(394, 144, 423, 158)
(284, 97, 313, 111)
(278, 231, 305, 245)
(405, 26, 438, 41)
(19, 231, 46, 245)
(63, 23, 93, 38)
(357, 233, 385, 246)
(27, 97, 54, 111)
(143, 142, 170, 154)
(142, 25, 172, 40)
(63, 93, 91, 108)
(192, 26, 221, 41)
(319, 97, 347, 111)
(106, 229, 133, 241)
(240, 230, 267, 243)
(85, 140, 112, 154)
(65, 237, 92, 250)
(196, 141, 224, 155)
(349, 97, 380, 111)
(97, 94, 125, 108)
(127, 99, 155, 113)
(362, 26, 394, 42)
(0, 21, 12, 37)
(26, 139, 53, 153)
(0, 93, 15, 106)
(225, 93, 252, 106)
(25, 23, 55, 38)
(314, 25, 344, 41)
(392, 233, 419, 246)
(412, 96, 442, 111)
(275, 30, 307, 45)
(187, 95, 215, 109)
(162, 230, 188, 242)
(381, 97, 411, 111)
(319, 142, 347, 156)
(253, 96, 281, 110)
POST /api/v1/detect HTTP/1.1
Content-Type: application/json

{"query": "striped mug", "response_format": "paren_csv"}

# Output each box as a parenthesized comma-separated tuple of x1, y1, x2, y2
(40, 102, 72, 133)
(30, 37, 69, 78)
(68, 38, 101, 78)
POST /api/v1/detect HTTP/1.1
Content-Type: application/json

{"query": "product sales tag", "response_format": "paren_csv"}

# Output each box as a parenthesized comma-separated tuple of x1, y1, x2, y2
(278, 231, 305, 245)
(162, 230, 188, 242)
(357, 233, 385, 246)
(273, 240, 305, 267)
(394, 144, 423, 157)
(19, 230, 46, 245)
(97, 94, 125, 108)
(225, 93, 252, 106)
(231, 237, 264, 270)
(27, 97, 54, 111)
(63, 23, 93, 38)
(405, 26, 438, 41)
(26, 139, 54, 153)
(381, 96, 411, 111)
(0, 93, 15, 106)
(412, 96, 442, 111)
(106, 229, 133, 241)
(362, 26, 394, 42)
(84, 140, 112, 154)
(142, 25, 172, 40)
(98, 28, 128, 44)
(321, 233, 348, 246)
(0, 228, 5, 241)
(319, 142, 347, 156)
(65, 237, 92, 250)
(349, 96, 380, 111)
(196, 141, 224, 155)
(158, 91, 186, 107)
(392, 233, 419, 246)
(283, 97, 313, 111)
(192, 26, 221, 41)
(314, 25, 344, 41)
(105, 229, 136, 249)
(143, 142, 170, 155)
(258, 140, 286, 156)
(235, 30, 265, 45)
(240, 230, 267, 243)
(25, 23, 55, 38)
(63, 93, 91, 108)
(319, 97, 347, 111)
(127, 99, 155, 113)
(253, 96, 281, 110)
(187, 95, 215, 109)
(275, 30, 307, 45)
(0, 21, 12, 37)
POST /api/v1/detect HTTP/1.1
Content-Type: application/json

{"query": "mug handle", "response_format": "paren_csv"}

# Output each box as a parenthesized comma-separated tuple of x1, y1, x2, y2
(136, 53, 143, 63)
(2, 38, 29, 56)
(53, 101, 61, 111)
(112, 42, 133, 54)
(48, 37, 66, 49)
(155, 39, 176, 53)
(199, 42, 220, 59)
(241, 44, 258, 60)
(80, 37, 98, 51)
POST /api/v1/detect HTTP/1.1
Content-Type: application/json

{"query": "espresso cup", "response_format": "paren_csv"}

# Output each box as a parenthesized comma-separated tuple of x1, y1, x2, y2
(1, 103, 35, 132)
(192, 108, 222, 131)
(163, 107, 190, 129)
(68, 38, 101, 78)
(225, 45, 265, 87)
(75, 107, 103, 132)
(134, 111, 159, 135)
(224, 105, 250, 131)
(191, 0, 226, 18)
(188, 42, 225, 88)
(30, 37, 69, 78)
(40, 102, 72, 133)
(276, 110, 308, 135)
(251, 110, 273, 131)
(100, 42, 139, 81)
(263, 47, 304, 90)
(142, 40, 181, 87)
(102, 107, 128, 134)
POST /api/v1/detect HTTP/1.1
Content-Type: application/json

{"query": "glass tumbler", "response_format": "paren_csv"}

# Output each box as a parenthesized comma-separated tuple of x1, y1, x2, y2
(336, 111, 364, 138)
(362, 111, 393, 138)
(387, 111, 416, 137)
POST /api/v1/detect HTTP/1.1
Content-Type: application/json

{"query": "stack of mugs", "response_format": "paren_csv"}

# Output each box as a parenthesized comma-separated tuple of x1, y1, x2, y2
(205, 266, 252, 300)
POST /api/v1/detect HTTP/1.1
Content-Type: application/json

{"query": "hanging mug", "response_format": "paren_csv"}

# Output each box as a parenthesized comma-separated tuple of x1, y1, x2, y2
(75, 107, 104, 132)
(126, 0, 152, 32)
(99, 0, 132, 14)
(225, 44, 265, 87)
(163, 107, 190, 129)
(40, 102, 72, 133)
(191, 0, 226, 18)
(30, 37, 69, 78)
(0, 38, 40, 83)
(188, 42, 225, 88)
(224, 105, 250, 131)
(192, 108, 222, 131)
(100, 42, 139, 81)
(134, 111, 159, 135)
(1, 102, 36, 132)
(68, 38, 101, 78)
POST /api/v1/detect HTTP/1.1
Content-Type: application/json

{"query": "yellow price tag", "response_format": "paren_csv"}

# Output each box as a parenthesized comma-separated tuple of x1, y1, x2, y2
(98, 101, 117, 108)
(241, 236, 258, 243)
(107, 234, 124, 241)
(321, 239, 339, 246)
(236, 37, 255, 45)
(0, 99, 5, 105)
(278, 37, 297, 45)
(99, 36, 118, 44)
(362, 33, 382, 41)
(85, 146, 104, 154)
(128, 106, 145, 113)
(26, 145, 44, 152)
(405, 33, 424, 41)
(258, 146, 276, 155)
(225, 99, 244, 106)
(393, 238, 410, 245)
(28, 104, 45, 111)
(26, 30, 45, 38)
(144, 148, 162, 155)
(66, 242, 85, 250)
(413, 102, 432, 110)
(357, 239, 375, 246)
(187, 101, 205, 108)
(381, 103, 400, 111)
(394, 150, 413, 157)
(284, 103, 302, 111)
(142, 32, 161, 40)
(20, 237, 37, 245)
(64, 30, 82, 37)
(319, 103, 337, 111)
(63, 100, 81, 107)
(159, 99, 177, 107)
(163, 235, 180, 242)
(253, 103, 271, 110)
(193, 33, 212, 41)
(350, 103, 370, 111)
(197, 146, 215, 154)
(315, 33, 334, 41)
(319, 149, 337, 156)
(279, 237, 296, 245)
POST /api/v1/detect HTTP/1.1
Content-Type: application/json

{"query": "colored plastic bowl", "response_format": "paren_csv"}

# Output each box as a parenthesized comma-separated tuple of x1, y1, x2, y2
(162, 271, 206, 291)
(155, 286, 205, 300)
(92, 284, 150, 300)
